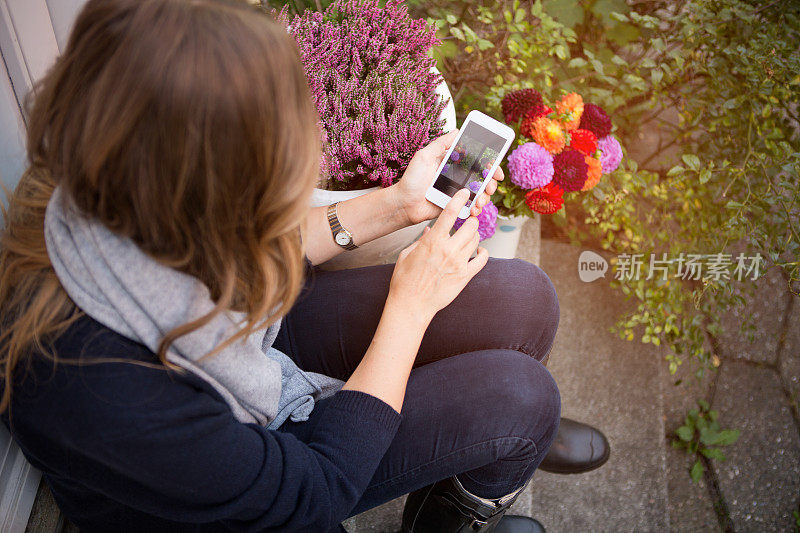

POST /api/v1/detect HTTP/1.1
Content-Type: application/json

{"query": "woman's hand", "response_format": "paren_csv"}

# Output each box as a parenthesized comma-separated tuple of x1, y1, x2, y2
(391, 131, 505, 225)
(387, 189, 489, 324)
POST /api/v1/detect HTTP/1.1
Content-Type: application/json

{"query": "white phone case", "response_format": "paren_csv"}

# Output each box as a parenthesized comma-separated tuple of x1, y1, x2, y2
(425, 110, 515, 219)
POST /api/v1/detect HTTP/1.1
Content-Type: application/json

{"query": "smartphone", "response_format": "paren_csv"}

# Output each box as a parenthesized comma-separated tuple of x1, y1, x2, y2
(425, 110, 515, 219)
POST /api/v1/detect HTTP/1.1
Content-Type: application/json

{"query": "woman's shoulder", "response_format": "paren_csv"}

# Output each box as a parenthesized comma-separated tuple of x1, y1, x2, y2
(49, 313, 158, 363)
(6, 314, 218, 441)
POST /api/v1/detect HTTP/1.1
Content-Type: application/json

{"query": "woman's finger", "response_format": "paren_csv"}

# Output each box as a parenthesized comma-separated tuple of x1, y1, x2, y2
(398, 237, 422, 260)
(465, 246, 489, 279)
(430, 189, 470, 239)
(426, 129, 459, 162)
(456, 227, 481, 263)
(450, 215, 479, 249)
(470, 195, 486, 217)
(485, 178, 498, 196)
(492, 166, 505, 182)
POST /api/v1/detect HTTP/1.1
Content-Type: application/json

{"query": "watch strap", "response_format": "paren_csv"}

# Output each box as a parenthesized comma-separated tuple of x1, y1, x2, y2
(327, 202, 357, 250)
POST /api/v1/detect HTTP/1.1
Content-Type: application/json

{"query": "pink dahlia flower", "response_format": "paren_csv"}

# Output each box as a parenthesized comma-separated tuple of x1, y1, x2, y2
(453, 201, 498, 241)
(597, 135, 623, 174)
(507, 142, 555, 189)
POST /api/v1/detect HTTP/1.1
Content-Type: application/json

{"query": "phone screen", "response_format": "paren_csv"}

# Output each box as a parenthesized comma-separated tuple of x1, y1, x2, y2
(433, 121, 507, 205)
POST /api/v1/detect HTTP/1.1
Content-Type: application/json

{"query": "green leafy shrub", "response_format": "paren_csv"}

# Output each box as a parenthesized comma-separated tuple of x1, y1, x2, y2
(425, 0, 799, 376)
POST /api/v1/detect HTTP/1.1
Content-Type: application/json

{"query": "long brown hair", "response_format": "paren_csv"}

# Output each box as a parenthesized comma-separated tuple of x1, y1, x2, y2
(0, 0, 320, 412)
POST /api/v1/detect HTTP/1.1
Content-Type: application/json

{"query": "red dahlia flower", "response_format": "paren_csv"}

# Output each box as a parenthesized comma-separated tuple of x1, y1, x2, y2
(569, 129, 597, 156)
(552, 149, 589, 192)
(501, 89, 543, 124)
(578, 103, 612, 138)
(525, 182, 564, 214)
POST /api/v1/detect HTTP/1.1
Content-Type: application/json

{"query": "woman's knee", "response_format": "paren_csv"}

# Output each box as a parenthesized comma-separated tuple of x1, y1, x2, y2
(482, 258, 560, 361)
(480, 350, 561, 448)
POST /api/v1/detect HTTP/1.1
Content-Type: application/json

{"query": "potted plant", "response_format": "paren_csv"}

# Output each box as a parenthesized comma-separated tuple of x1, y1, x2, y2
(276, 0, 456, 270)
(477, 88, 624, 258)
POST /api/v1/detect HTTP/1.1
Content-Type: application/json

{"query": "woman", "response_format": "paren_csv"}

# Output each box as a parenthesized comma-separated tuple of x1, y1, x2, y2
(0, 1, 607, 531)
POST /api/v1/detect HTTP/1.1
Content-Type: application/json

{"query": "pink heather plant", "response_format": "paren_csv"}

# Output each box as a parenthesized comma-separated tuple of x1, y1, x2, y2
(276, 0, 446, 190)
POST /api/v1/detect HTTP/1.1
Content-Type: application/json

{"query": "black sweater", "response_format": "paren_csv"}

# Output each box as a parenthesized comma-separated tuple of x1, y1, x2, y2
(2, 315, 402, 532)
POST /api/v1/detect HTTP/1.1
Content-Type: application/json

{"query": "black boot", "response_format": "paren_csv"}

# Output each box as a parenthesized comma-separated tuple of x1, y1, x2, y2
(537, 418, 610, 474)
(401, 476, 544, 533)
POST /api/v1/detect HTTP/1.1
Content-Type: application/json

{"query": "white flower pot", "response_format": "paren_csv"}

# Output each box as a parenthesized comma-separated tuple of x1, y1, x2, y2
(310, 70, 456, 271)
(480, 215, 529, 259)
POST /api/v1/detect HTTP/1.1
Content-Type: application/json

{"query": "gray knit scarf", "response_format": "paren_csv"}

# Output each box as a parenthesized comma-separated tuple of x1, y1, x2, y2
(44, 187, 342, 429)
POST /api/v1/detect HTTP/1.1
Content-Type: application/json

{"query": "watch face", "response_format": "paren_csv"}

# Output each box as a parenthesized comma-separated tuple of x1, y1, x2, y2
(335, 231, 352, 246)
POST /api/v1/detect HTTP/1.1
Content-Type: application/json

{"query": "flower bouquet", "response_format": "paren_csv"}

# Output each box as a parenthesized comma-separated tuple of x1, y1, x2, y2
(473, 88, 623, 251)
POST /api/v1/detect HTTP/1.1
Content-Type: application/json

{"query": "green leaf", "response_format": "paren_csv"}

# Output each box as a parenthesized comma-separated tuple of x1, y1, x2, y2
(450, 27, 465, 41)
(690, 460, 704, 482)
(651, 68, 664, 85)
(542, 0, 584, 28)
(611, 55, 628, 66)
(700, 447, 726, 461)
(640, 57, 657, 68)
(698, 399, 710, 411)
(666, 165, 684, 177)
(568, 57, 588, 68)
(725, 200, 744, 209)
(712, 430, 740, 446)
(477, 39, 494, 51)
(682, 154, 701, 171)
(699, 428, 718, 446)
(676, 426, 694, 442)
(445, 14, 457, 25)
(699, 169, 712, 184)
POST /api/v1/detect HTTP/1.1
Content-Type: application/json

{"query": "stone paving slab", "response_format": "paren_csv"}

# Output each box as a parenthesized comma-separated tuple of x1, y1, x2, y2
(343, 496, 405, 532)
(661, 358, 721, 532)
(520, 241, 669, 532)
(717, 267, 791, 365)
(778, 297, 800, 410)
(712, 361, 800, 532)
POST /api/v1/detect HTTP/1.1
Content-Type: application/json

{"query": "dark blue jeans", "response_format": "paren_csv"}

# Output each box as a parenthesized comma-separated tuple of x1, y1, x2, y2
(273, 258, 561, 516)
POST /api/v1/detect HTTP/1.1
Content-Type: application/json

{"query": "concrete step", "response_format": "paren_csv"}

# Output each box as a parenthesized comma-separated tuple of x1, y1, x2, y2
(516, 241, 670, 531)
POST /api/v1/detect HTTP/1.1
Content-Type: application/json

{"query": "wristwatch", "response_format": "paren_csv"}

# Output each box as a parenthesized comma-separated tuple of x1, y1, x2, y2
(327, 202, 357, 250)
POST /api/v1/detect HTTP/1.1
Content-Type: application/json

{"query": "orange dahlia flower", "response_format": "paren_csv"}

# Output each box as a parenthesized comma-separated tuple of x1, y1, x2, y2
(556, 92, 584, 131)
(531, 117, 566, 154)
(582, 156, 603, 191)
